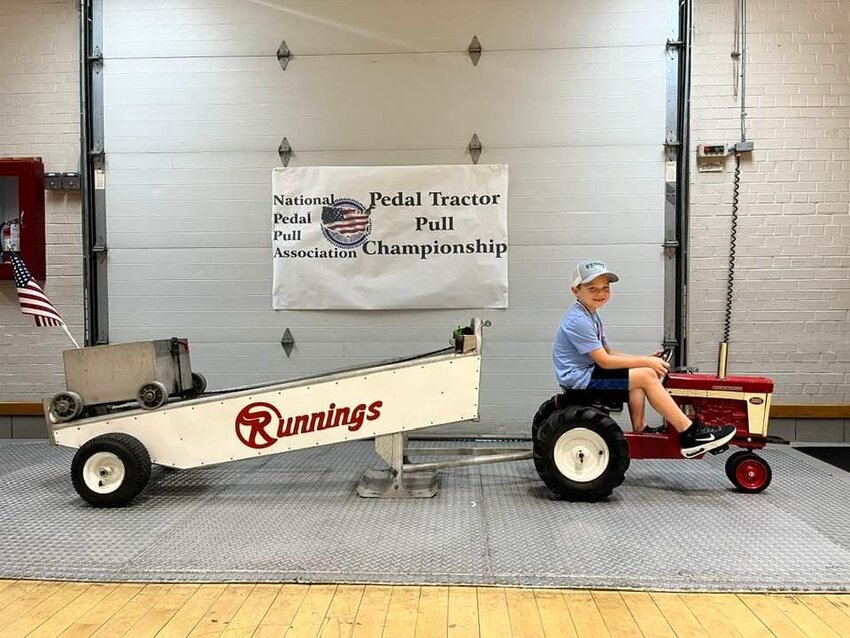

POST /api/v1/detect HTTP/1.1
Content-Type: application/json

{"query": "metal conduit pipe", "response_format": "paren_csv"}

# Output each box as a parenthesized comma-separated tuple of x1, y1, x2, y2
(676, 0, 694, 366)
(79, 0, 92, 345)
(740, 0, 748, 143)
(403, 451, 533, 473)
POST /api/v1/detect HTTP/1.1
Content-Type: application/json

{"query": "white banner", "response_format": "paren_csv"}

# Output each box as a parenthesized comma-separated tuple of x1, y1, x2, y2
(272, 165, 508, 309)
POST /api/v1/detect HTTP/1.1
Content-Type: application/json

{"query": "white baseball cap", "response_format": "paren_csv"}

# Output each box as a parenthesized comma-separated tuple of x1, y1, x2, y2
(571, 260, 620, 288)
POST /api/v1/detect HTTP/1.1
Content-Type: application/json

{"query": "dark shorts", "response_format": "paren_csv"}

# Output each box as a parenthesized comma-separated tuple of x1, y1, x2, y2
(585, 365, 630, 401)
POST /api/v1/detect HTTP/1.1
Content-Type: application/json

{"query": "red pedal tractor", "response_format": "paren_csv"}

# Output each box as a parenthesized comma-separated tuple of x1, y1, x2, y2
(532, 356, 774, 501)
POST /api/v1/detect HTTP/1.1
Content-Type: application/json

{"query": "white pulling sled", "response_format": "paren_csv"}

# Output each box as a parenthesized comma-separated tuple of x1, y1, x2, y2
(46, 319, 509, 507)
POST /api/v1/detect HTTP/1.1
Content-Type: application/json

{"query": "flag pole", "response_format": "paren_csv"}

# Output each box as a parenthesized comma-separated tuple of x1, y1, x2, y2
(61, 324, 81, 348)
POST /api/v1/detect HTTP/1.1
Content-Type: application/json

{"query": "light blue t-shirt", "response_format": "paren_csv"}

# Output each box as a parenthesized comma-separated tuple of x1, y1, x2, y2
(552, 302, 608, 389)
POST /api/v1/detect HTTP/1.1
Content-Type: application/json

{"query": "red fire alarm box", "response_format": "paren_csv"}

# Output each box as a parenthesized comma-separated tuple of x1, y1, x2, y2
(0, 157, 46, 281)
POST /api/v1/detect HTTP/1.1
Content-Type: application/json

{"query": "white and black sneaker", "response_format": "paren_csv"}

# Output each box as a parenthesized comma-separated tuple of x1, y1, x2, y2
(679, 421, 737, 458)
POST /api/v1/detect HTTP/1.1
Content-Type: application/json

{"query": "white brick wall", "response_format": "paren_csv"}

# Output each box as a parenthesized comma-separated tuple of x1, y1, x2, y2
(0, 0, 83, 400)
(689, 0, 850, 404)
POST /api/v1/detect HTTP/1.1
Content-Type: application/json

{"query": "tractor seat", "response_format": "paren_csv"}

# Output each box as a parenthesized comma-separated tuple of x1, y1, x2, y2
(558, 388, 625, 413)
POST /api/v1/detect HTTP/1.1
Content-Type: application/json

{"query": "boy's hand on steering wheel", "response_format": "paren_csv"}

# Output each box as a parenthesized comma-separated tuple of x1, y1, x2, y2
(643, 356, 671, 379)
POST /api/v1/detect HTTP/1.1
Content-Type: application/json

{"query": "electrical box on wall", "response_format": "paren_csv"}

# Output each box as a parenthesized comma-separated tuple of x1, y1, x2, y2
(0, 158, 46, 281)
(696, 143, 729, 172)
(697, 144, 728, 157)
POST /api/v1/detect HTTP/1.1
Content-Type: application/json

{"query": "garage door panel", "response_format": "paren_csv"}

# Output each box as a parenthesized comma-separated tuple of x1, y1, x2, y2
(108, 291, 659, 316)
(105, 148, 663, 216)
(508, 292, 656, 312)
(107, 147, 662, 173)
(105, 164, 661, 191)
(105, 225, 662, 250)
(106, 220, 661, 249)
(106, 248, 664, 284)
(111, 280, 271, 297)
(105, 244, 664, 263)
(105, 0, 665, 58)
(107, 176, 660, 206)
(107, 308, 662, 334)
(104, 51, 664, 152)
(485, 339, 662, 360)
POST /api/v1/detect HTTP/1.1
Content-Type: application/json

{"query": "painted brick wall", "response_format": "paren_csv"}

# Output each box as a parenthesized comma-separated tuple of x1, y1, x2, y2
(688, 0, 850, 404)
(0, 0, 83, 400)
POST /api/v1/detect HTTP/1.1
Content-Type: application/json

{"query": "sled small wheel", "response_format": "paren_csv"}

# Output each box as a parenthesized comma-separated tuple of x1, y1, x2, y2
(191, 372, 207, 395)
(71, 433, 151, 507)
(49, 391, 85, 422)
(727, 452, 772, 493)
(137, 381, 168, 410)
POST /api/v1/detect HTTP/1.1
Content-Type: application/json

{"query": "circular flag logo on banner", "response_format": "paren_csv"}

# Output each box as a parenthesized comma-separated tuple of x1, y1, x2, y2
(320, 198, 373, 249)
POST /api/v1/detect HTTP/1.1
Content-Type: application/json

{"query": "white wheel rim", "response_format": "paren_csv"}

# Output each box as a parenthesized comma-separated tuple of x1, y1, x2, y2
(82, 452, 126, 494)
(553, 427, 610, 482)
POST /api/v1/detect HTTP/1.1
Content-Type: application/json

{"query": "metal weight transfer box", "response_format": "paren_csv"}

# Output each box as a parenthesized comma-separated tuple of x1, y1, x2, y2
(49, 338, 204, 422)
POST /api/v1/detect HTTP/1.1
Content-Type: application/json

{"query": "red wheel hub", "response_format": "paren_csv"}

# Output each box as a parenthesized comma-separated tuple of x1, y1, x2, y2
(736, 459, 768, 490)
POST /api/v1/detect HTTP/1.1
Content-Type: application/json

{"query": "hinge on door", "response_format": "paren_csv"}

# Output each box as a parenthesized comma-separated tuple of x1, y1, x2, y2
(663, 132, 681, 160)
(277, 40, 291, 70)
(280, 328, 295, 357)
(666, 39, 684, 49)
(468, 36, 482, 66)
(278, 137, 291, 166)
(87, 46, 103, 65)
(663, 239, 679, 258)
(468, 133, 482, 165)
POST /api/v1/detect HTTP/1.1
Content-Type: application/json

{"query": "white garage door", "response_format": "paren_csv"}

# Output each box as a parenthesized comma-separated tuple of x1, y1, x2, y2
(102, 0, 668, 434)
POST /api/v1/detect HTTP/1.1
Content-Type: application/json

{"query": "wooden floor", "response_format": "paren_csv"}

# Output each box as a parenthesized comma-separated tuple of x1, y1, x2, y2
(0, 580, 848, 637)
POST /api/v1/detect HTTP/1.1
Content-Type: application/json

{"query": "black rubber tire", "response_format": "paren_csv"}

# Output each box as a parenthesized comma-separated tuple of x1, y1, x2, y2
(191, 372, 207, 395)
(724, 450, 750, 482)
(533, 406, 630, 501)
(71, 433, 151, 507)
(726, 451, 772, 494)
(137, 381, 168, 410)
(531, 395, 560, 441)
(49, 391, 85, 423)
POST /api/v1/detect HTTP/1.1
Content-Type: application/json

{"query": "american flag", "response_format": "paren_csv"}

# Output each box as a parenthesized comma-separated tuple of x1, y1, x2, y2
(322, 205, 370, 235)
(9, 252, 65, 327)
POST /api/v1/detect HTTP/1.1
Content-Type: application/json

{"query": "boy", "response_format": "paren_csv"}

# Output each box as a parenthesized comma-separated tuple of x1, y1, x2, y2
(552, 259, 736, 458)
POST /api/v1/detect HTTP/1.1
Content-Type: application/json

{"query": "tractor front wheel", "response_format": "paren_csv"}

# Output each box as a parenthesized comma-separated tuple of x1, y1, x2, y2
(533, 406, 629, 501)
(726, 451, 772, 493)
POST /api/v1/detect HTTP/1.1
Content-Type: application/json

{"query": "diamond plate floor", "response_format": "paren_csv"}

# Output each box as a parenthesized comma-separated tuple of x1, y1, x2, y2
(1, 440, 848, 591)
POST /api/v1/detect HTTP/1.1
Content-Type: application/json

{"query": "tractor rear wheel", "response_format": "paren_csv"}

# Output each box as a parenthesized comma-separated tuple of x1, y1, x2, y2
(532, 395, 559, 441)
(533, 406, 630, 501)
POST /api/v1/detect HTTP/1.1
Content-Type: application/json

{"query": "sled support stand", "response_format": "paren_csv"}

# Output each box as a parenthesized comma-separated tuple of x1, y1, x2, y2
(357, 431, 534, 499)
(357, 432, 440, 498)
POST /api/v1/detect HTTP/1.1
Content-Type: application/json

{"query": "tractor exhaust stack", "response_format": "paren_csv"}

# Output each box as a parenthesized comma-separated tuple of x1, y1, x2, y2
(717, 342, 729, 379)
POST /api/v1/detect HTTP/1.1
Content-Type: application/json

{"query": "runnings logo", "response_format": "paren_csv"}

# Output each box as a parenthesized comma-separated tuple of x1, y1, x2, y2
(235, 399, 383, 450)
